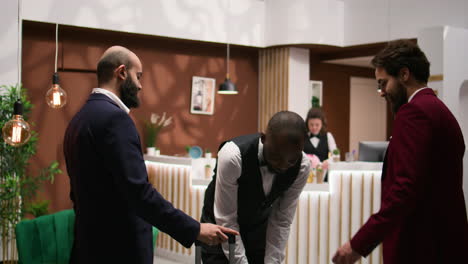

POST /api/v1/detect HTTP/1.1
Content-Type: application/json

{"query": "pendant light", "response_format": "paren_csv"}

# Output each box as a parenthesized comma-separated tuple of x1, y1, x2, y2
(2, 100, 31, 147)
(218, 0, 238, 95)
(45, 23, 67, 108)
(2, 0, 31, 147)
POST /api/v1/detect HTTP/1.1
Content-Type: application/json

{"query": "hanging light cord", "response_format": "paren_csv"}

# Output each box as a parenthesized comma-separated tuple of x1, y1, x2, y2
(226, 0, 230, 78)
(227, 43, 230, 78)
(55, 23, 58, 73)
(17, 0, 22, 99)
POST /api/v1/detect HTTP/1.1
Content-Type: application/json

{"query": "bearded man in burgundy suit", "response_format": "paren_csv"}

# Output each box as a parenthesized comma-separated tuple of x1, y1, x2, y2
(333, 39, 468, 264)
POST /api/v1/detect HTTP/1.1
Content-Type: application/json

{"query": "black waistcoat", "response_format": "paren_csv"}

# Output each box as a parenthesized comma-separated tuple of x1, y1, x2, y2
(201, 133, 301, 259)
(303, 133, 329, 161)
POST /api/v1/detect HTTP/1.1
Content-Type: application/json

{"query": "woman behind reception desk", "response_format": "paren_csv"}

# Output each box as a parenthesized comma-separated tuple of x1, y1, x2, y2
(303, 108, 338, 177)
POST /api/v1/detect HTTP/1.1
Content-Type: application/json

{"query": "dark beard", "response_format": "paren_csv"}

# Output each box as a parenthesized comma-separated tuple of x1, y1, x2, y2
(387, 82, 407, 115)
(119, 77, 140, 108)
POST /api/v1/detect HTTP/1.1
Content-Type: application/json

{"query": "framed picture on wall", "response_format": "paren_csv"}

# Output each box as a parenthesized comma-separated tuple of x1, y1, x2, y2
(309, 80, 323, 107)
(190, 76, 216, 115)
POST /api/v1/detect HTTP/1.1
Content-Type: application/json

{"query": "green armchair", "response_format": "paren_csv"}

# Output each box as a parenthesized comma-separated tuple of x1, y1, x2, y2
(15, 209, 159, 264)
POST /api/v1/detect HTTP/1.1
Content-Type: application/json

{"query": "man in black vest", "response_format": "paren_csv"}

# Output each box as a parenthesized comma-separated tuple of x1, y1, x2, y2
(201, 111, 311, 263)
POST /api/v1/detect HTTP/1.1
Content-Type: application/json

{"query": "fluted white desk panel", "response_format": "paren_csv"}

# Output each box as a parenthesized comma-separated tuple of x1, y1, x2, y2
(145, 156, 383, 264)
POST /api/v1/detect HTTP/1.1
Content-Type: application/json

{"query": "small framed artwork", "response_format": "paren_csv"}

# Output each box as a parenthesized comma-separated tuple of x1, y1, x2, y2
(309, 80, 323, 107)
(190, 76, 216, 115)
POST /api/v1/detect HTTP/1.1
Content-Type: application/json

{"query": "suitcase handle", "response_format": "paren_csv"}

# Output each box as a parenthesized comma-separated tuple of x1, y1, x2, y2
(227, 234, 235, 244)
(195, 233, 237, 264)
(227, 234, 236, 263)
(194, 233, 236, 246)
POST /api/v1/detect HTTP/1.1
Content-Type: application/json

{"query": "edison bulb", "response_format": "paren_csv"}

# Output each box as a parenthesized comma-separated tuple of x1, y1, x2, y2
(46, 84, 67, 108)
(2, 100, 31, 147)
(46, 72, 67, 109)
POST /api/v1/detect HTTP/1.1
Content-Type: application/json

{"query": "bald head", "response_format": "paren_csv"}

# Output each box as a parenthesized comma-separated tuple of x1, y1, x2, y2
(96, 46, 143, 108)
(97, 46, 139, 86)
(261, 111, 306, 174)
(266, 111, 307, 145)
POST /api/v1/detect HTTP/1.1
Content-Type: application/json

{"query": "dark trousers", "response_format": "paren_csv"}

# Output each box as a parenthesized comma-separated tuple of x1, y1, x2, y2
(201, 243, 265, 264)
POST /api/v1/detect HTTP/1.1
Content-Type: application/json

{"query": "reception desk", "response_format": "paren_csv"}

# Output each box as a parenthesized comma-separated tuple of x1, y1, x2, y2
(145, 155, 383, 264)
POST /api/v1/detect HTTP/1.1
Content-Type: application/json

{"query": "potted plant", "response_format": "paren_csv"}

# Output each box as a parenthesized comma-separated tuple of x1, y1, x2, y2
(311, 96, 320, 108)
(185, 145, 191, 157)
(205, 164, 212, 179)
(144, 112, 172, 155)
(332, 148, 341, 162)
(316, 164, 324, 183)
(205, 148, 212, 159)
(0, 85, 61, 262)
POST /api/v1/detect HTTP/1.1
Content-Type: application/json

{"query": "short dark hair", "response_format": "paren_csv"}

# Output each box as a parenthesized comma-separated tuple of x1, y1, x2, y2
(305, 108, 327, 135)
(97, 51, 131, 85)
(371, 39, 430, 83)
(266, 111, 307, 145)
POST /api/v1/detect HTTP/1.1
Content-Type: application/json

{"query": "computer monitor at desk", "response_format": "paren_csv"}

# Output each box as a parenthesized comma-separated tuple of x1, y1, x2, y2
(358, 141, 389, 162)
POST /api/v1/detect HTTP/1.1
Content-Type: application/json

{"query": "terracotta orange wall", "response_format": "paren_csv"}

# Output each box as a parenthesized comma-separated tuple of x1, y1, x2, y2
(22, 21, 259, 212)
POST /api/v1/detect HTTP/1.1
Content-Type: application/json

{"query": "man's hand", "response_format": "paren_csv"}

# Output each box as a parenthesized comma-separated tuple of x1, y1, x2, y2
(332, 241, 361, 264)
(197, 223, 239, 246)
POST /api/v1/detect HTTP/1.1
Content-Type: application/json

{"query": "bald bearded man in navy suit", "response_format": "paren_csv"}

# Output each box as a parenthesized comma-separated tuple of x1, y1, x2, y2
(64, 46, 237, 264)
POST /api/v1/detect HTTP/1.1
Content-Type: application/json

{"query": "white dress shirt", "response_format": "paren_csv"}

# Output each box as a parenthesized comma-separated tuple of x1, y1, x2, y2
(214, 139, 310, 264)
(408, 87, 429, 102)
(92, 88, 130, 114)
(309, 132, 337, 153)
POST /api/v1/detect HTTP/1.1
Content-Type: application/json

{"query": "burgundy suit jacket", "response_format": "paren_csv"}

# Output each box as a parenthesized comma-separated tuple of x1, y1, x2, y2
(350, 89, 468, 264)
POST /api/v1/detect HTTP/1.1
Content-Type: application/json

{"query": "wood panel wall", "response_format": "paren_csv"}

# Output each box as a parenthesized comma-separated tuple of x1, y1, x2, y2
(21, 21, 259, 212)
(258, 47, 289, 132)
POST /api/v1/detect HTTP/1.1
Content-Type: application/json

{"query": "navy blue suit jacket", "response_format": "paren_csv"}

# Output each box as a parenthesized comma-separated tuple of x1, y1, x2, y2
(64, 94, 200, 264)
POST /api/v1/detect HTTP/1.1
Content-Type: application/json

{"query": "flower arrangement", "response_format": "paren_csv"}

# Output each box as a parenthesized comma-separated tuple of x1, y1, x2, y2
(144, 112, 172, 149)
(306, 154, 324, 183)
(306, 154, 321, 169)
